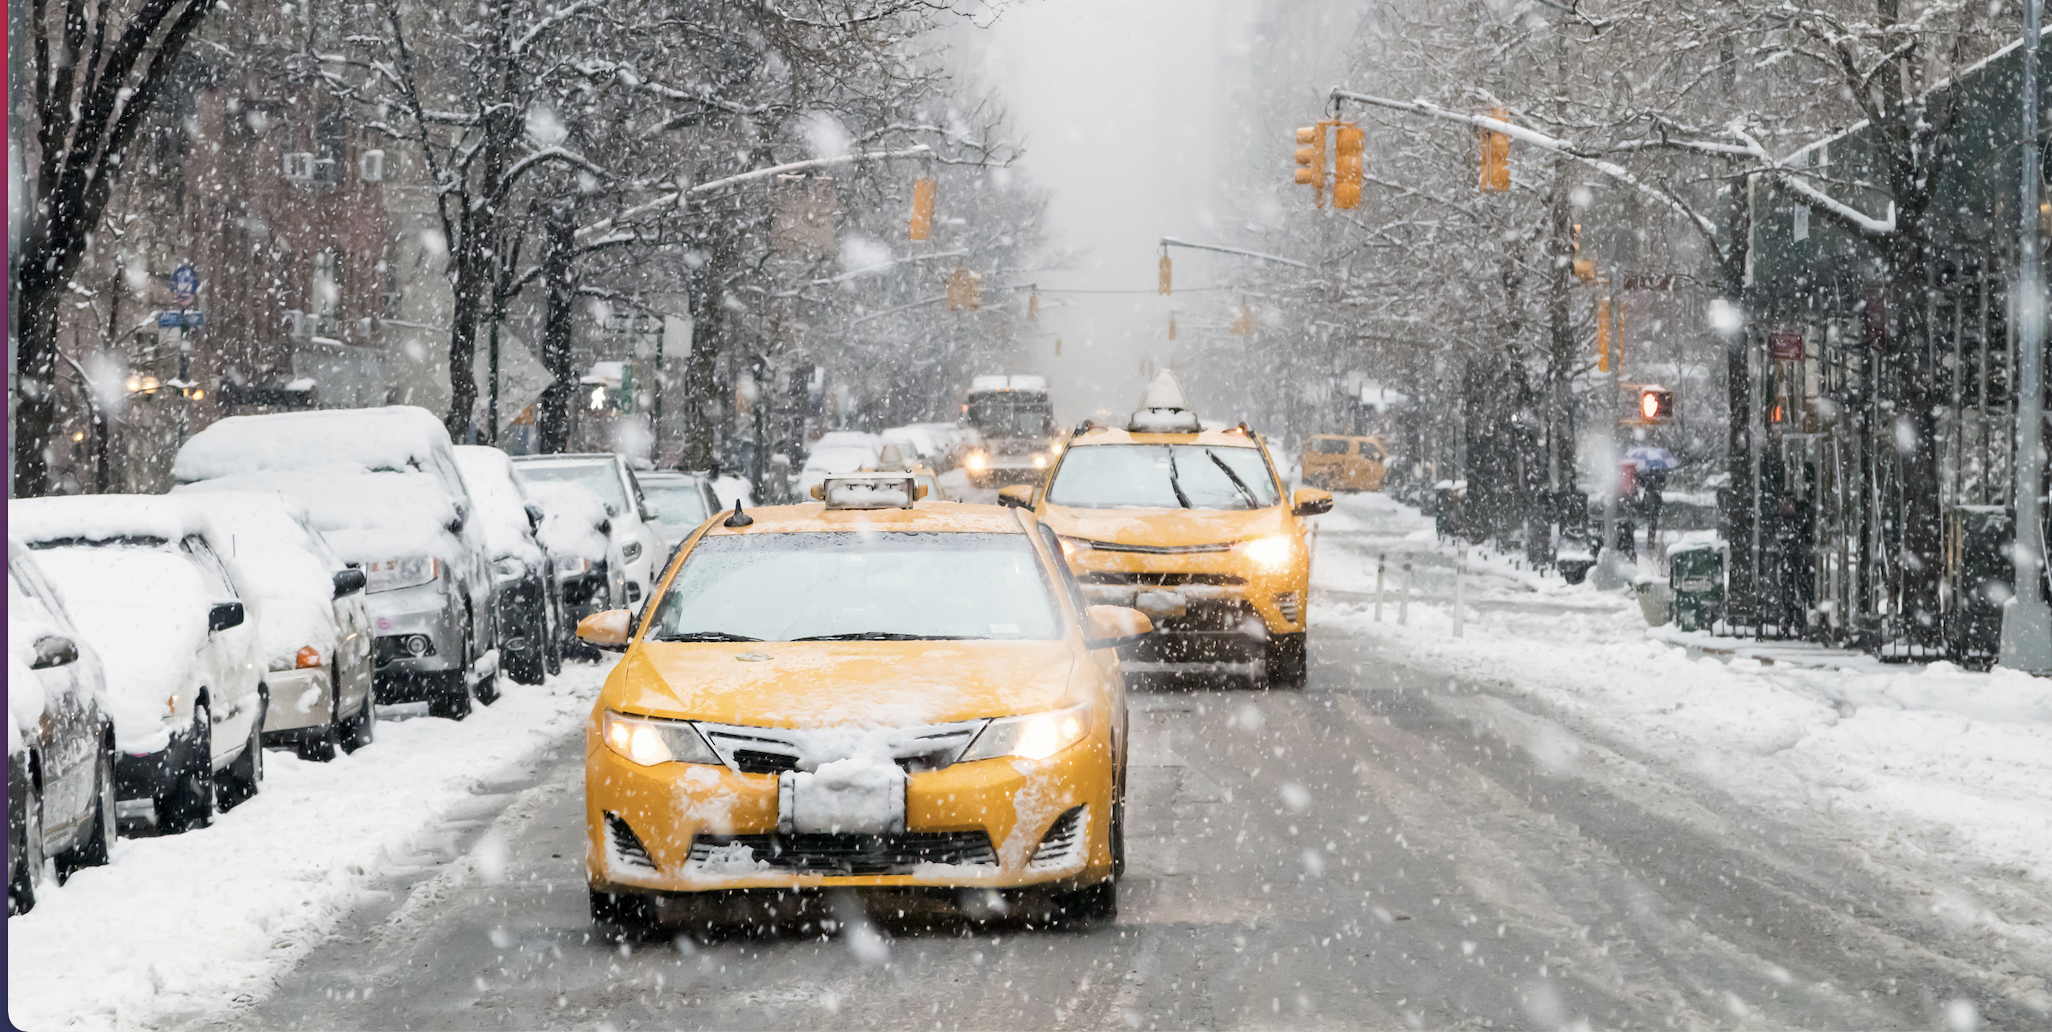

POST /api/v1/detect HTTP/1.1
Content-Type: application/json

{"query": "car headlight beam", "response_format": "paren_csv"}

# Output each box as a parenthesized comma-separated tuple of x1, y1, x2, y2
(958, 702, 1093, 763)
(1239, 534, 1295, 569)
(601, 711, 722, 767)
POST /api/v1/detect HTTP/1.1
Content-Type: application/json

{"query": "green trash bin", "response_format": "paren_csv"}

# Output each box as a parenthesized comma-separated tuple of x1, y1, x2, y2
(1669, 543, 1724, 633)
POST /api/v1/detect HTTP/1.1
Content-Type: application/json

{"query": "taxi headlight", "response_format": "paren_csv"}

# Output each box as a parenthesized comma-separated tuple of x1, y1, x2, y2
(601, 711, 721, 767)
(1057, 535, 1094, 562)
(1239, 534, 1296, 569)
(965, 451, 989, 473)
(1050, 441, 1064, 455)
(958, 702, 1092, 762)
(1032, 454, 1049, 469)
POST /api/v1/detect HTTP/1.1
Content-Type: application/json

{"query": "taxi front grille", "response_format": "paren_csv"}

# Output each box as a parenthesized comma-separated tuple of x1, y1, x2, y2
(1078, 571, 1244, 587)
(1082, 541, 1232, 555)
(697, 722, 984, 775)
(687, 832, 998, 875)
(1027, 805, 1088, 871)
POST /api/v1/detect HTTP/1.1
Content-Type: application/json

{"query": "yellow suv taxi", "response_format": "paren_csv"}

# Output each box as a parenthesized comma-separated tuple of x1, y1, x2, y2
(577, 474, 1152, 936)
(1002, 375, 1331, 688)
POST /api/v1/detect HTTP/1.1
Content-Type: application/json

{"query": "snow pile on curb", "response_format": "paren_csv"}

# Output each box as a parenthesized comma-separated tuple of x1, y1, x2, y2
(6, 662, 610, 1031)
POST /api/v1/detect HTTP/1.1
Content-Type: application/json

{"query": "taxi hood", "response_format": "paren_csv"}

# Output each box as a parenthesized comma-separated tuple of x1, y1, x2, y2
(1040, 503, 1291, 548)
(612, 640, 1077, 728)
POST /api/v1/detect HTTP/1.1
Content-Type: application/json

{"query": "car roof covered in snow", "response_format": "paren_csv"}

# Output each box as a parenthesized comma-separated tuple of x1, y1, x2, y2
(8, 494, 209, 547)
(172, 405, 457, 482)
(1064, 425, 1263, 449)
(702, 501, 1029, 537)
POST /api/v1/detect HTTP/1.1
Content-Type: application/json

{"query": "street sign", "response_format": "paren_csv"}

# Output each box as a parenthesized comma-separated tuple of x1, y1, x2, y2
(1769, 331, 1804, 362)
(158, 311, 205, 328)
(170, 264, 199, 306)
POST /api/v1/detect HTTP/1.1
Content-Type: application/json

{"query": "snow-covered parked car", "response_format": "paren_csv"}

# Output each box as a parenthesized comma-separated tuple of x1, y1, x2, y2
(795, 431, 883, 497)
(173, 406, 501, 721)
(633, 470, 720, 555)
(523, 481, 622, 657)
(8, 541, 118, 914)
(453, 445, 560, 685)
(509, 454, 663, 614)
(10, 497, 267, 833)
(175, 493, 376, 761)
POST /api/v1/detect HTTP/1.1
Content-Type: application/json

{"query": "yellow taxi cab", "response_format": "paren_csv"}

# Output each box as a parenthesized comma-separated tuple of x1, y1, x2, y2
(1301, 434, 1389, 492)
(1000, 373, 1331, 689)
(577, 473, 1152, 936)
(864, 444, 951, 501)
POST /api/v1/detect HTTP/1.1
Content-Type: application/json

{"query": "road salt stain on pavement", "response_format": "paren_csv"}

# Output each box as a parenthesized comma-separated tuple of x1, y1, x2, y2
(6, 661, 610, 1031)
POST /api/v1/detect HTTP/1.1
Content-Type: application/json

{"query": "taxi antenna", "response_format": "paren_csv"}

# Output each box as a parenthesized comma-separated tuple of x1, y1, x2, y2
(723, 499, 754, 528)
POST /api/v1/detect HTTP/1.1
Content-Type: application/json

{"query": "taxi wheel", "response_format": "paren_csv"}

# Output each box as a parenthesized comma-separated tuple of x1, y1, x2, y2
(590, 888, 661, 942)
(1050, 878, 1118, 926)
(1264, 632, 1307, 690)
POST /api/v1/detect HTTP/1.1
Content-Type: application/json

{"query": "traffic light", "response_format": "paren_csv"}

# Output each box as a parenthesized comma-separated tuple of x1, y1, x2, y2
(1159, 255, 1172, 295)
(1332, 122, 1364, 209)
(1294, 123, 1328, 207)
(1479, 106, 1511, 192)
(1571, 222, 1596, 282)
(1595, 296, 1612, 373)
(1634, 385, 1675, 424)
(1168, 313, 1178, 340)
(945, 268, 982, 311)
(908, 176, 938, 240)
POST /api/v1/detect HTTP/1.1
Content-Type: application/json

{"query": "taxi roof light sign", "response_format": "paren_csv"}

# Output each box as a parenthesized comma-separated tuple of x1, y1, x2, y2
(814, 473, 925, 509)
(1127, 369, 1202, 433)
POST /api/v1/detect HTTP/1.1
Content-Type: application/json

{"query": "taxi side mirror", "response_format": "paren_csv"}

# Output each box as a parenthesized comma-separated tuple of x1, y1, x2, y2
(1083, 605, 1153, 649)
(1292, 488, 1334, 517)
(576, 609, 635, 651)
(997, 485, 1034, 509)
(809, 484, 825, 500)
(914, 484, 929, 500)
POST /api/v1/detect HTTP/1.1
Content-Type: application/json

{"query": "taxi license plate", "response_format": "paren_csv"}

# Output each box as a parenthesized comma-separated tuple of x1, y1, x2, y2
(778, 764, 907, 836)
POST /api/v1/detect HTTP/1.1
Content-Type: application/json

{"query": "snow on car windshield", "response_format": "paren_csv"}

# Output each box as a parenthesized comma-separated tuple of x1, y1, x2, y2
(648, 532, 1061, 642)
(513, 460, 627, 514)
(1046, 444, 1280, 510)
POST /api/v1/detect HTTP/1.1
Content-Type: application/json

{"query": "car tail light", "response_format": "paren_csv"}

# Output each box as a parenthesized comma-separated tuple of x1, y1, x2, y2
(297, 646, 323, 669)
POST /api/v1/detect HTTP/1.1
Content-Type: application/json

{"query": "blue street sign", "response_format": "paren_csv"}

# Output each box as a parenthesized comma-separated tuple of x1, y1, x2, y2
(158, 311, 205, 328)
(170, 264, 199, 305)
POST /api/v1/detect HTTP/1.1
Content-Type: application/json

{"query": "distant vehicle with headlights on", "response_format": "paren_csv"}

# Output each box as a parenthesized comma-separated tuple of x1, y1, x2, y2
(453, 446, 560, 685)
(510, 454, 664, 615)
(173, 406, 502, 721)
(525, 481, 623, 658)
(577, 473, 1152, 937)
(1003, 372, 1331, 689)
(962, 375, 1062, 489)
(10, 496, 269, 831)
(175, 493, 377, 760)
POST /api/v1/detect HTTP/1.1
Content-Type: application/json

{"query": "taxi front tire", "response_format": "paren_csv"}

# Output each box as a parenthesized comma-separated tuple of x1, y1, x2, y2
(590, 888, 661, 942)
(1265, 632, 1307, 689)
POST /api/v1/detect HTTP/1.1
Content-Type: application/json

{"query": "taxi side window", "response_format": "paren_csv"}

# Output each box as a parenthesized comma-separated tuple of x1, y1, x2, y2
(1035, 523, 1088, 619)
(180, 535, 241, 599)
(1311, 438, 1349, 455)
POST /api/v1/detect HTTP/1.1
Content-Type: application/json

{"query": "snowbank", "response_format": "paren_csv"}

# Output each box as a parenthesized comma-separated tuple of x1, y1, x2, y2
(4, 661, 611, 1031)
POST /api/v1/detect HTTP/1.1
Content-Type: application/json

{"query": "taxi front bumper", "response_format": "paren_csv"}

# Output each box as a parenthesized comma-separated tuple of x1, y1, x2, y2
(1067, 546, 1308, 638)
(585, 732, 1116, 895)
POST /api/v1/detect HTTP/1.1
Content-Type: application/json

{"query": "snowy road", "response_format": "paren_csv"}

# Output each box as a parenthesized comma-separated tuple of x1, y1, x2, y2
(195, 508, 2046, 1030)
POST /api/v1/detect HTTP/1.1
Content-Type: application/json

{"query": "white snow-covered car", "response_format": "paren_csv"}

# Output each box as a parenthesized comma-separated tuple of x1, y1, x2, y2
(8, 541, 118, 913)
(173, 406, 501, 721)
(509, 454, 663, 615)
(523, 481, 623, 655)
(454, 446, 560, 685)
(175, 493, 376, 761)
(10, 497, 267, 833)
(796, 432, 884, 497)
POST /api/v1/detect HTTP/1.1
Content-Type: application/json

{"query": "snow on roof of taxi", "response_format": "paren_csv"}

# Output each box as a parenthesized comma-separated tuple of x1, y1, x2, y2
(171, 405, 453, 482)
(704, 501, 1028, 536)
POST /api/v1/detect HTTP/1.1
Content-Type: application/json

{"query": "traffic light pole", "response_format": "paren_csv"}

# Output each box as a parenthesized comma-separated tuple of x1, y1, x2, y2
(2000, 0, 2052, 672)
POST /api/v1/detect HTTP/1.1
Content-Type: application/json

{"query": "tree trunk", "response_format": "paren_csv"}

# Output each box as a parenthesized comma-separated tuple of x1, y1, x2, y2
(537, 205, 577, 454)
(682, 234, 729, 470)
(11, 284, 64, 498)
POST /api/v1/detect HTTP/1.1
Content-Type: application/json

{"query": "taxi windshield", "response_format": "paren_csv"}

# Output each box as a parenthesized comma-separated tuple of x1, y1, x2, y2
(648, 532, 1062, 642)
(1045, 444, 1280, 510)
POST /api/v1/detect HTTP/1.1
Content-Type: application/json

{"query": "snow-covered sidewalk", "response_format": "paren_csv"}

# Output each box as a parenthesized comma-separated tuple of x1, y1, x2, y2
(1312, 493, 2052, 1009)
(6, 661, 610, 1031)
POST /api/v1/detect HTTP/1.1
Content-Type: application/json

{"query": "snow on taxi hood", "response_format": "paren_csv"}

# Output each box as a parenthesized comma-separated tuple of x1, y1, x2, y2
(608, 640, 1077, 729)
(1039, 501, 1292, 548)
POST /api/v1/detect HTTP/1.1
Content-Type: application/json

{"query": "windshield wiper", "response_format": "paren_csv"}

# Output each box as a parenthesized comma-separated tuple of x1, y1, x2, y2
(791, 632, 984, 641)
(653, 631, 763, 642)
(1207, 449, 1261, 509)
(1165, 448, 1193, 508)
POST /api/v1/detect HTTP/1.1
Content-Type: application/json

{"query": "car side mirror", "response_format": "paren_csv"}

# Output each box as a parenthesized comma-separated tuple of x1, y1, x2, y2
(333, 568, 368, 598)
(30, 634, 79, 670)
(446, 513, 466, 535)
(209, 601, 246, 632)
(641, 503, 660, 522)
(1083, 605, 1153, 649)
(525, 503, 545, 530)
(1292, 488, 1334, 517)
(576, 609, 634, 652)
(997, 485, 1034, 509)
